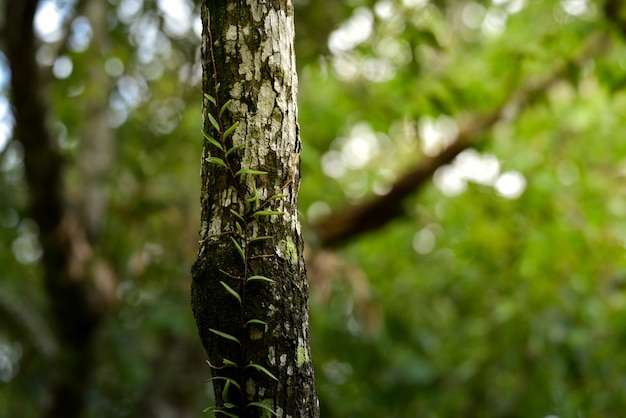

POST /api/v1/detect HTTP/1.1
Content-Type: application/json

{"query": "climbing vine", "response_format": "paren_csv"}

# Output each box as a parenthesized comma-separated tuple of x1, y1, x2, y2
(199, 16, 292, 418)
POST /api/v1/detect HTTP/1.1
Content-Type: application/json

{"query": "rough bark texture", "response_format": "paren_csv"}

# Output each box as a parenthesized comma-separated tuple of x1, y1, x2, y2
(191, 1, 319, 417)
(5, 1, 105, 417)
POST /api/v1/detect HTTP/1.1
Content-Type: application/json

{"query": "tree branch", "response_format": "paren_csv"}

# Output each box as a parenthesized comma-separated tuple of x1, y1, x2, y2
(311, 32, 610, 248)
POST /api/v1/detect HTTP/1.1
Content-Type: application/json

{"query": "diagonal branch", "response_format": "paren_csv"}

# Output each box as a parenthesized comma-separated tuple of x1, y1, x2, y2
(311, 32, 610, 248)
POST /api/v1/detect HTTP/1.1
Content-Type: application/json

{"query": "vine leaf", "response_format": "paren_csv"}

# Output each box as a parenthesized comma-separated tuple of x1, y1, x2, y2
(230, 237, 245, 262)
(220, 281, 242, 305)
(209, 328, 241, 345)
(246, 402, 277, 416)
(209, 113, 220, 132)
(206, 157, 228, 168)
(269, 193, 288, 200)
(226, 142, 246, 157)
(208, 376, 241, 390)
(223, 121, 239, 139)
(246, 319, 267, 326)
(204, 93, 216, 106)
(253, 210, 283, 217)
(203, 406, 217, 413)
(229, 209, 244, 222)
(235, 169, 268, 177)
(202, 130, 224, 151)
(247, 187, 259, 204)
(222, 358, 238, 367)
(220, 99, 232, 117)
(222, 379, 231, 401)
(247, 275, 275, 283)
(244, 363, 278, 381)
(235, 221, 243, 235)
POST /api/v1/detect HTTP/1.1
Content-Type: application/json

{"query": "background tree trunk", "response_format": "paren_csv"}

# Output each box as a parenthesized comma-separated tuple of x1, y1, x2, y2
(191, 1, 319, 417)
(4, 1, 107, 417)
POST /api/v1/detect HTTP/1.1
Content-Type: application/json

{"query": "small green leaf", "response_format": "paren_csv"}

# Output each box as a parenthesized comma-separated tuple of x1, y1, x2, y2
(223, 403, 236, 409)
(206, 157, 228, 168)
(204, 93, 216, 106)
(209, 113, 220, 132)
(202, 130, 224, 151)
(246, 319, 267, 326)
(269, 193, 288, 200)
(230, 237, 245, 262)
(249, 236, 273, 243)
(220, 99, 232, 117)
(222, 379, 230, 401)
(226, 142, 246, 157)
(220, 281, 242, 305)
(246, 402, 277, 416)
(235, 169, 268, 177)
(229, 209, 244, 222)
(247, 275, 275, 284)
(222, 358, 238, 367)
(244, 363, 278, 381)
(209, 376, 241, 390)
(235, 221, 243, 235)
(247, 188, 259, 203)
(253, 210, 283, 217)
(223, 121, 239, 139)
(209, 328, 241, 345)
(202, 406, 217, 413)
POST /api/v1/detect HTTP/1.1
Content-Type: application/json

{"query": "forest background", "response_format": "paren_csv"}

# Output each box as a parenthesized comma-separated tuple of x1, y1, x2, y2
(2, 0, 626, 417)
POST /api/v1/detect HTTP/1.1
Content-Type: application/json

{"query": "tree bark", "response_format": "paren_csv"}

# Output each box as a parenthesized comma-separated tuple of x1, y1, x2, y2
(191, 1, 319, 417)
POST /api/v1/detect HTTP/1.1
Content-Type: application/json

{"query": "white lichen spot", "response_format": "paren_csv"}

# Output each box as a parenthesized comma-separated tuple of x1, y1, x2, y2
(238, 41, 254, 81)
(287, 365, 293, 376)
(280, 353, 287, 367)
(296, 345, 309, 368)
(257, 81, 277, 120)
(284, 322, 290, 332)
(246, 378, 256, 396)
(268, 346, 276, 366)
(230, 83, 242, 99)
(276, 237, 298, 263)
(258, 386, 266, 397)
(225, 25, 237, 41)
(247, 0, 267, 22)
(276, 406, 284, 418)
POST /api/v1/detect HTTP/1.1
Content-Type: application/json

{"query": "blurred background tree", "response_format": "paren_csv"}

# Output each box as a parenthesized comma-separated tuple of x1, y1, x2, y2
(1, 0, 626, 417)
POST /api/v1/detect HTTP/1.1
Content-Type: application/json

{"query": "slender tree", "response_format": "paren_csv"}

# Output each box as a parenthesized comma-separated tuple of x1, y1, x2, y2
(4, 1, 112, 417)
(191, 1, 319, 417)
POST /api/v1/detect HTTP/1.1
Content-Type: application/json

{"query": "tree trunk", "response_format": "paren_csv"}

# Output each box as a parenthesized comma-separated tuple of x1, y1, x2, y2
(191, 1, 319, 417)
(5, 1, 109, 417)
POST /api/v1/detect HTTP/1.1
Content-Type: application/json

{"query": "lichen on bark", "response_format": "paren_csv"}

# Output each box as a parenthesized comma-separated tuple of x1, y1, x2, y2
(191, 1, 319, 416)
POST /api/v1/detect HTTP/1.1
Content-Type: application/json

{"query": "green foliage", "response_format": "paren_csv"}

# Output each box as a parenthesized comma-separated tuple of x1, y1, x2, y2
(3, 0, 626, 417)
